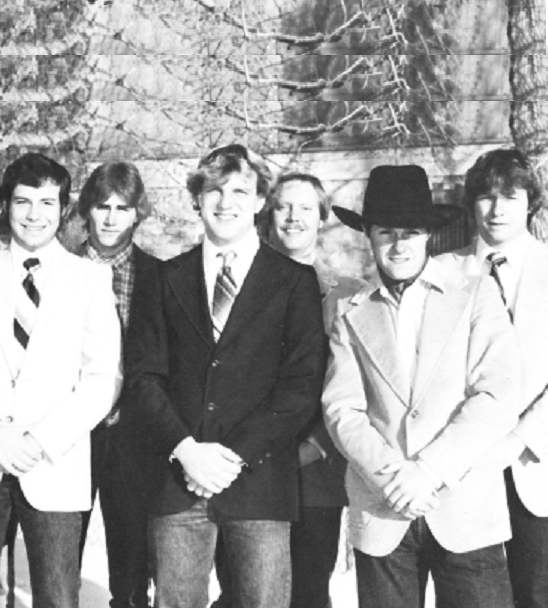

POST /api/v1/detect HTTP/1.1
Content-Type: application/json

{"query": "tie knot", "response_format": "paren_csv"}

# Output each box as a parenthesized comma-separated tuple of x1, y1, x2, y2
(219, 250, 236, 269)
(23, 258, 40, 272)
(487, 252, 507, 269)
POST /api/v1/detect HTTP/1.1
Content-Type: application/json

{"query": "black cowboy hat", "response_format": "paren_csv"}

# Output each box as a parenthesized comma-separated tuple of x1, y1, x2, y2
(332, 165, 464, 231)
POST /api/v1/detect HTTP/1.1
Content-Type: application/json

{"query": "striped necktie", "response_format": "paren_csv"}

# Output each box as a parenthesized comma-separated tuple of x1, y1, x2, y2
(212, 251, 236, 341)
(487, 252, 513, 323)
(14, 258, 41, 349)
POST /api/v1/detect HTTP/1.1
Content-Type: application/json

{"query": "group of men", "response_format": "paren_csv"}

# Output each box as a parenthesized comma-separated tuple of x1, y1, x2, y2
(0, 144, 545, 608)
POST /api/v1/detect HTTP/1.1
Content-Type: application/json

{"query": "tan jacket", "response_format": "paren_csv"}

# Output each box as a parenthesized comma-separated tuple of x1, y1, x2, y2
(323, 259, 519, 556)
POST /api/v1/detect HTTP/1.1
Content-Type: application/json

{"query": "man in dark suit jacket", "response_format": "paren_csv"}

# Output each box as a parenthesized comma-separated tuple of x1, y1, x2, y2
(124, 144, 326, 608)
(77, 162, 159, 608)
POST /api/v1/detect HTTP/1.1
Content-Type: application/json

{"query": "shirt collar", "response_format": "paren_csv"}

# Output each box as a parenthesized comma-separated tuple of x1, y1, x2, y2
(10, 237, 62, 272)
(373, 258, 444, 302)
(475, 232, 531, 270)
(203, 228, 260, 267)
(85, 239, 134, 268)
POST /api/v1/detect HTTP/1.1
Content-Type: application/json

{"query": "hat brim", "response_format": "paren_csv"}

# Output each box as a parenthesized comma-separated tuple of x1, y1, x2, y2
(332, 204, 465, 231)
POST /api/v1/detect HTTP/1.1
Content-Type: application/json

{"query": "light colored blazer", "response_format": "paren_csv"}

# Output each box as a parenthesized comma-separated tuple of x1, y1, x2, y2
(322, 258, 519, 556)
(438, 234, 548, 517)
(0, 241, 122, 511)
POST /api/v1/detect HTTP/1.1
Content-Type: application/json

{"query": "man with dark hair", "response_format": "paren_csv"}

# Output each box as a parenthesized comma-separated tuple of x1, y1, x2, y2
(323, 165, 519, 608)
(438, 147, 548, 608)
(77, 161, 159, 608)
(124, 145, 326, 608)
(0, 152, 121, 607)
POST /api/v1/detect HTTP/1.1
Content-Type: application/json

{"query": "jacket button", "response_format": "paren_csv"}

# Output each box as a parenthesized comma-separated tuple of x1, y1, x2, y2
(411, 410, 419, 419)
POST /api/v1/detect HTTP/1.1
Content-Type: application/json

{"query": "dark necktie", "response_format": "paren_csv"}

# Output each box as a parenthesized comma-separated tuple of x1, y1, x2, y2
(14, 258, 41, 349)
(487, 252, 513, 322)
(379, 268, 417, 304)
(212, 251, 237, 341)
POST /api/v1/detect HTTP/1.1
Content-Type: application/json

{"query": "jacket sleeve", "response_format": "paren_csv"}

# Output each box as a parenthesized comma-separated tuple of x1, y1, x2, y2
(322, 301, 404, 494)
(122, 260, 194, 456)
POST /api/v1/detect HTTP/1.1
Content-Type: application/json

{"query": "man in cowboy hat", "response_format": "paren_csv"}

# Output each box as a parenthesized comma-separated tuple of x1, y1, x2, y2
(323, 164, 519, 608)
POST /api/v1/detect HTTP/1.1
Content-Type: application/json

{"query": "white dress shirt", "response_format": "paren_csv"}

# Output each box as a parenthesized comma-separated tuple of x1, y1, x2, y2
(10, 237, 61, 294)
(202, 229, 260, 312)
(475, 232, 530, 315)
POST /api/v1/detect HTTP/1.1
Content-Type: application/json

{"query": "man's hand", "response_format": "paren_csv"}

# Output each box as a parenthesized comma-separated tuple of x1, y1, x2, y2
(183, 474, 214, 499)
(298, 441, 322, 468)
(399, 493, 441, 520)
(173, 437, 243, 496)
(0, 428, 43, 477)
(379, 460, 439, 515)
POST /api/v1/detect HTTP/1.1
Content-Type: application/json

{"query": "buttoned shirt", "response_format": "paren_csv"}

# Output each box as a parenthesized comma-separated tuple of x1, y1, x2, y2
(10, 237, 61, 294)
(375, 259, 444, 390)
(475, 232, 530, 315)
(84, 241, 135, 334)
(375, 259, 446, 487)
(202, 229, 260, 313)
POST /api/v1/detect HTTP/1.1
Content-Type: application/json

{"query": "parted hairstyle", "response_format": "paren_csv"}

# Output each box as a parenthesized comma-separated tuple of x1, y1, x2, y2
(463, 148, 542, 220)
(78, 162, 151, 224)
(0, 152, 72, 228)
(186, 144, 272, 209)
(257, 172, 330, 239)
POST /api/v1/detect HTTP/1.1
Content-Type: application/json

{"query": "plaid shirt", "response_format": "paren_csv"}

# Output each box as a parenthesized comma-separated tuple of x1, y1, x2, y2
(84, 241, 135, 334)
(82, 240, 135, 427)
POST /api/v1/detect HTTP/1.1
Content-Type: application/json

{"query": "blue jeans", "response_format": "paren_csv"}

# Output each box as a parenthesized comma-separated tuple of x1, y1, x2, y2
(0, 474, 82, 608)
(355, 517, 514, 608)
(213, 505, 342, 608)
(505, 468, 548, 608)
(150, 499, 291, 608)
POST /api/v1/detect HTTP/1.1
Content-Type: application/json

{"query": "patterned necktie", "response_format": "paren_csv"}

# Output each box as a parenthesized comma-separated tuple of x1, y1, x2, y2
(14, 258, 41, 349)
(212, 251, 237, 341)
(487, 252, 513, 322)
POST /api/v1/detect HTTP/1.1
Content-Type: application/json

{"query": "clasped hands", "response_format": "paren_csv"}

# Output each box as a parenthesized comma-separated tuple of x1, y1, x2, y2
(174, 437, 244, 499)
(378, 459, 441, 520)
(0, 427, 43, 476)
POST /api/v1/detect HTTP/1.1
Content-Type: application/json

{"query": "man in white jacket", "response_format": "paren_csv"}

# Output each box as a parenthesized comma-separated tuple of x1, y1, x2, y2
(0, 152, 122, 608)
(438, 148, 548, 608)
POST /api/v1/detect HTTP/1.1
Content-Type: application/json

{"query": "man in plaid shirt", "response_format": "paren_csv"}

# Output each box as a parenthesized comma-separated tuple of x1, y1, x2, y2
(77, 162, 159, 608)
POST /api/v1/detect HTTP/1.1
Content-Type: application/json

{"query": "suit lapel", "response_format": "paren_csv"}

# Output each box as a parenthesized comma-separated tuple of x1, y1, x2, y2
(411, 282, 469, 406)
(345, 291, 410, 406)
(166, 246, 215, 348)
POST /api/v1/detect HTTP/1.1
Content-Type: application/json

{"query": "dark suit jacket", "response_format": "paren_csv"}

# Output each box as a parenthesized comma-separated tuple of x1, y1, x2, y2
(124, 242, 326, 521)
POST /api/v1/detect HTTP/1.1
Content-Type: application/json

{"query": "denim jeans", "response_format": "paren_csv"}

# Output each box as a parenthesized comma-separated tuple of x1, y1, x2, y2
(355, 517, 514, 608)
(150, 499, 291, 608)
(0, 474, 82, 608)
(81, 424, 150, 608)
(505, 468, 548, 608)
